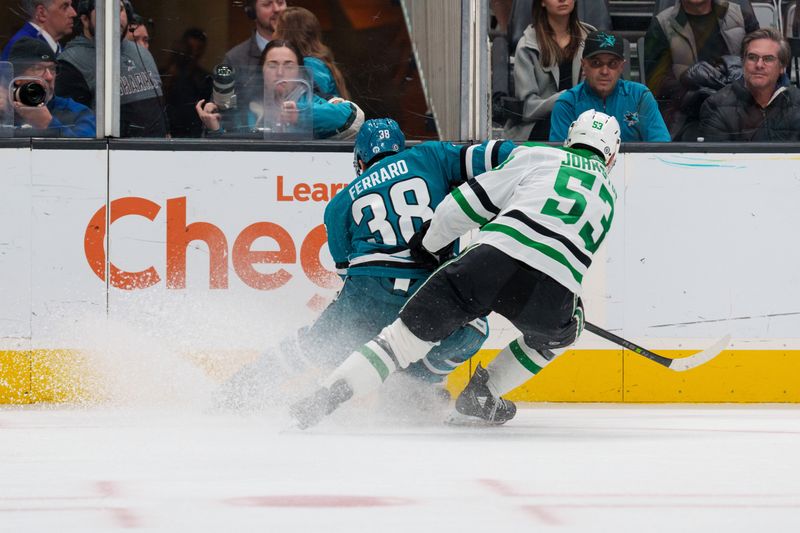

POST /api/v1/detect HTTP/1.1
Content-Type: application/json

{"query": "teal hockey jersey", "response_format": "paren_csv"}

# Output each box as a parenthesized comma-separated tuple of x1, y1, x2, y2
(325, 140, 515, 280)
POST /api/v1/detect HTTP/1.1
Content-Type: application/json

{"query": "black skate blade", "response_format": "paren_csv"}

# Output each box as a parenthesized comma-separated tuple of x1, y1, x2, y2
(443, 410, 507, 427)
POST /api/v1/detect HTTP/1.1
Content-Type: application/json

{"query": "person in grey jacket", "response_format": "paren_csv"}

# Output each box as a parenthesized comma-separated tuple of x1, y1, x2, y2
(504, 0, 593, 140)
(55, 0, 167, 137)
(700, 28, 800, 141)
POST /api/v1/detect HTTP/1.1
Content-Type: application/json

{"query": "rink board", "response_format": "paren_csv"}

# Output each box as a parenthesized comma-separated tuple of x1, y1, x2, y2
(3, 347, 800, 403)
(1, 146, 799, 403)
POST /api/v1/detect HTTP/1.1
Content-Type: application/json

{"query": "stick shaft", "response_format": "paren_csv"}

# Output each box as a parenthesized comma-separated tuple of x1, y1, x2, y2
(584, 322, 673, 367)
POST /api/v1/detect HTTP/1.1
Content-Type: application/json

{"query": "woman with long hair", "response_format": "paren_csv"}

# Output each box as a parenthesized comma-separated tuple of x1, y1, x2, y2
(504, 0, 593, 140)
(195, 40, 362, 139)
(274, 6, 351, 99)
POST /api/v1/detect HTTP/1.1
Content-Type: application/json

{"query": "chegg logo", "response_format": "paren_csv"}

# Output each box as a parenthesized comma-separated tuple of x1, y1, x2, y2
(84, 196, 338, 291)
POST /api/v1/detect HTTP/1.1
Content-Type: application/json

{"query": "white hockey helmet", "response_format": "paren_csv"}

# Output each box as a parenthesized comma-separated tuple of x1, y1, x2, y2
(564, 110, 621, 168)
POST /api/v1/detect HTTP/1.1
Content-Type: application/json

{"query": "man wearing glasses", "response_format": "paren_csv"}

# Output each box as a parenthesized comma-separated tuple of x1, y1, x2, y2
(643, 0, 759, 140)
(4, 37, 95, 137)
(549, 31, 670, 143)
(700, 29, 800, 141)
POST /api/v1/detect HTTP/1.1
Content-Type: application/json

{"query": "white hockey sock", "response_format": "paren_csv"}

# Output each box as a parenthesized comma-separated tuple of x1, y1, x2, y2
(485, 337, 564, 397)
(322, 348, 384, 399)
(323, 319, 436, 398)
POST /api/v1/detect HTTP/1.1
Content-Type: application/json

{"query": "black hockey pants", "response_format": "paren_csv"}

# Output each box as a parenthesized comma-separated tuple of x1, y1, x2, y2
(399, 244, 576, 348)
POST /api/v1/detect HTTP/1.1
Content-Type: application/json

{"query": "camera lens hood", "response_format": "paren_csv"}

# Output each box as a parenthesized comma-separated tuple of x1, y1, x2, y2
(9, 76, 52, 107)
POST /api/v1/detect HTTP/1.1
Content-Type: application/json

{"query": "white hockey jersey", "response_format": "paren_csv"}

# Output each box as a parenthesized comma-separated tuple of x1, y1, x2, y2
(422, 143, 617, 295)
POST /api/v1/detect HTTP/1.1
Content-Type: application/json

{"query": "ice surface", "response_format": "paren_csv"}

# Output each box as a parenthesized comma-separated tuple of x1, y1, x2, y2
(1, 403, 798, 532)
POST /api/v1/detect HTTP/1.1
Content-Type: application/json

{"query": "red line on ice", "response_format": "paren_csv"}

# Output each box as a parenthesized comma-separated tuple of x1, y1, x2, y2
(226, 495, 414, 508)
(94, 480, 142, 528)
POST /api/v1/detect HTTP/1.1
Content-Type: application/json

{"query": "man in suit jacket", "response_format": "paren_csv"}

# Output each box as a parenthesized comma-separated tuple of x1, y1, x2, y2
(220, 0, 287, 130)
(1, 0, 76, 61)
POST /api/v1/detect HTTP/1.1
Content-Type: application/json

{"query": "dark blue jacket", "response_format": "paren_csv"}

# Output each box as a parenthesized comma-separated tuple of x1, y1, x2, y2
(1, 23, 59, 62)
(15, 96, 95, 138)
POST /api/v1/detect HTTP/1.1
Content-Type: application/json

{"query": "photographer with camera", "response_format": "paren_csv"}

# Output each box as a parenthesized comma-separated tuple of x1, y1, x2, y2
(5, 38, 94, 137)
(195, 40, 363, 139)
(202, 0, 286, 134)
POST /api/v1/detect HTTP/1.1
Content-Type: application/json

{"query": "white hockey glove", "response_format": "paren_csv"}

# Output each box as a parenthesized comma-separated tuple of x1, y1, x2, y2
(326, 98, 365, 140)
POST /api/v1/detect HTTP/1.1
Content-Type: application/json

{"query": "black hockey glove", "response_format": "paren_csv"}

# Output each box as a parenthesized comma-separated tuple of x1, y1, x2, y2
(680, 61, 726, 90)
(408, 220, 454, 270)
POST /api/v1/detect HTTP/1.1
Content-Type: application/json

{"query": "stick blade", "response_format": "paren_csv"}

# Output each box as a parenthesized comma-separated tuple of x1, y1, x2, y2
(667, 334, 731, 372)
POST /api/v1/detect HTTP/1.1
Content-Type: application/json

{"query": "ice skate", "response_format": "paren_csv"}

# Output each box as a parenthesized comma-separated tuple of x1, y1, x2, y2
(447, 364, 516, 426)
(289, 379, 353, 429)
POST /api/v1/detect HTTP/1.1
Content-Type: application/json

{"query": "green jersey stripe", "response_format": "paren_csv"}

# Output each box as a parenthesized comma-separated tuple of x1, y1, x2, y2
(452, 187, 491, 225)
(510, 340, 544, 375)
(358, 345, 390, 382)
(482, 222, 584, 283)
(466, 177, 501, 216)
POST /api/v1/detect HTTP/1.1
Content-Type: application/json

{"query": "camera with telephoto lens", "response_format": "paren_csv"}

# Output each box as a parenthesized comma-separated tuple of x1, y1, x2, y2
(211, 64, 237, 111)
(12, 79, 48, 107)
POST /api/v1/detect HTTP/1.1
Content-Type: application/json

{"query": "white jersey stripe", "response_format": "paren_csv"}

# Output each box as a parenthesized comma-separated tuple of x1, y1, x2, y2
(348, 252, 414, 267)
(459, 181, 497, 223)
(484, 140, 497, 173)
(464, 144, 478, 180)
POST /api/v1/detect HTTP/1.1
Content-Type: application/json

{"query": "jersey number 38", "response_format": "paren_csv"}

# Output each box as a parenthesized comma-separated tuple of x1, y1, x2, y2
(351, 177, 434, 245)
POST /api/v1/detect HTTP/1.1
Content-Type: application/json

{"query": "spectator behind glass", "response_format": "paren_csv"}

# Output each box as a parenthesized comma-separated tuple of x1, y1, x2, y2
(56, 0, 168, 137)
(162, 28, 211, 138)
(504, 0, 594, 140)
(195, 40, 363, 139)
(220, 0, 287, 132)
(6, 37, 95, 137)
(794, 4, 800, 37)
(644, 0, 759, 140)
(0, 0, 77, 60)
(126, 14, 150, 50)
(273, 6, 351, 99)
(549, 31, 670, 142)
(700, 28, 800, 141)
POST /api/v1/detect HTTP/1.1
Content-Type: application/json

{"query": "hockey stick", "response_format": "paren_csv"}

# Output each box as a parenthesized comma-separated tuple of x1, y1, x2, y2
(584, 322, 730, 372)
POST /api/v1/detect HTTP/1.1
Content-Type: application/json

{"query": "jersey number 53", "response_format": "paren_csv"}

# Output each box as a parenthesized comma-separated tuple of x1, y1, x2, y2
(541, 166, 615, 254)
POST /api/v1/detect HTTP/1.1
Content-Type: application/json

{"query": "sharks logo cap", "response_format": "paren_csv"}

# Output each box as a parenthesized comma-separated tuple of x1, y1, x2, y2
(583, 31, 625, 59)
